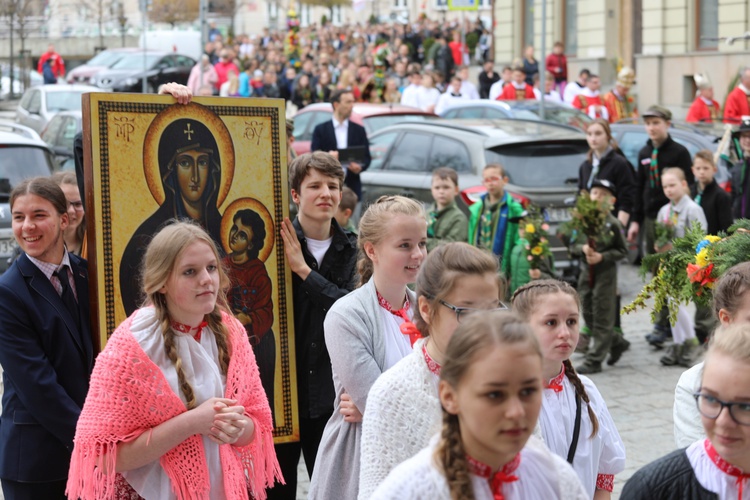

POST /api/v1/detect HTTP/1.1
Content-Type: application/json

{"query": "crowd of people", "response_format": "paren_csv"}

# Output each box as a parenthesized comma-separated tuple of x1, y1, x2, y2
(4, 34, 750, 499)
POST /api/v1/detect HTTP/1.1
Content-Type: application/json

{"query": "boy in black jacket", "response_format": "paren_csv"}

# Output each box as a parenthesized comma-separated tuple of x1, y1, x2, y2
(691, 149, 733, 235)
(627, 105, 694, 346)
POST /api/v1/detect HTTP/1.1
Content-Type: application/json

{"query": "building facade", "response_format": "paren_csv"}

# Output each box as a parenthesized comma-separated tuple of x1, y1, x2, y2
(492, 0, 750, 119)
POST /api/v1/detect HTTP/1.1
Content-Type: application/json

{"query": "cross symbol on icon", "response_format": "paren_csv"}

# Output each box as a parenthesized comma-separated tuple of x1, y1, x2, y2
(184, 123, 194, 141)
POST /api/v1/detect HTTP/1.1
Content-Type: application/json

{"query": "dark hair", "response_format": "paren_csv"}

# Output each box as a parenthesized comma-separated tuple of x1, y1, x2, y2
(432, 167, 459, 187)
(713, 262, 750, 319)
(501, 65, 512, 73)
(288, 151, 345, 194)
(414, 242, 501, 336)
(330, 88, 353, 104)
(339, 186, 358, 212)
(588, 73, 600, 80)
(435, 310, 541, 500)
(580, 68, 591, 78)
(10, 177, 68, 215)
(511, 279, 600, 438)
(233, 209, 266, 261)
(483, 163, 506, 178)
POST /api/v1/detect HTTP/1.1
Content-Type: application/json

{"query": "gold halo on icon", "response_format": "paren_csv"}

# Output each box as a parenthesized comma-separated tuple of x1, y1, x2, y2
(220, 198, 275, 263)
(143, 102, 235, 206)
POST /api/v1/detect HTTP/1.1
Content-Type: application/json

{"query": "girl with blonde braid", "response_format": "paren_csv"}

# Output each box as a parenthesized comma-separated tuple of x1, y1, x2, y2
(371, 311, 587, 499)
(67, 221, 281, 499)
(512, 280, 625, 499)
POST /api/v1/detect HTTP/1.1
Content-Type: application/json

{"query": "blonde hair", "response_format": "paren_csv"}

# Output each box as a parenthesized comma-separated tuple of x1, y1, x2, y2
(413, 243, 501, 336)
(661, 167, 686, 183)
(435, 311, 541, 500)
(705, 323, 750, 369)
(51, 171, 86, 244)
(141, 220, 232, 409)
(357, 195, 426, 286)
(511, 279, 599, 438)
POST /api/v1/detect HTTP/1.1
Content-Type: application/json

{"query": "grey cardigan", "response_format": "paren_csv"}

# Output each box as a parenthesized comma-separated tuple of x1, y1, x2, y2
(308, 278, 416, 500)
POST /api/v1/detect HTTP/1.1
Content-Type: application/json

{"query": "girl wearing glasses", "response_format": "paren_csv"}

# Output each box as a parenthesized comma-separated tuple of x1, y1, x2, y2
(512, 280, 625, 499)
(622, 322, 750, 499)
(371, 311, 588, 499)
(358, 242, 504, 498)
(308, 196, 427, 500)
(674, 262, 750, 448)
(52, 171, 86, 258)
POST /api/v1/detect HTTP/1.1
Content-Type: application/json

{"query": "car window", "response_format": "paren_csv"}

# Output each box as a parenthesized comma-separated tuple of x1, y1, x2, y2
(28, 90, 41, 113)
(388, 132, 432, 172)
(87, 50, 125, 67)
(485, 108, 510, 119)
(158, 56, 176, 68)
(60, 117, 80, 151)
(429, 136, 471, 172)
(617, 131, 647, 168)
(111, 54, 162, 70)
(41, 116, 65, 146)
(175, 55, 194, 68)
(20, 90, 32, 109)
(362, 114, 429, 134)
(457, 107, 486, 119)
(0, 147, 54, 195)
(442, 109, 459, 118)
(292, 112, 314, 141)
(46, 91, 85, 112)
(484, 142, 588, 187)
(369, 131, 398, 170)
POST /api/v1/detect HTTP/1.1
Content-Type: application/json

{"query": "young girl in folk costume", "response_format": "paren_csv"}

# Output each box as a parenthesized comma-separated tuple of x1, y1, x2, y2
(308, 195, 428, 500)
(623, 323, 750, 499)
(359, 242, 505, 498)
(512, 280, 626, 499)
(371, 311, 588, 499)
(66, 221, 281, 500)
(674, 262, 750, 448)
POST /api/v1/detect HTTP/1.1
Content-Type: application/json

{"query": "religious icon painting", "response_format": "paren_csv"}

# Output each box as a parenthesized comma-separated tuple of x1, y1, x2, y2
(82, 93, 299, 443)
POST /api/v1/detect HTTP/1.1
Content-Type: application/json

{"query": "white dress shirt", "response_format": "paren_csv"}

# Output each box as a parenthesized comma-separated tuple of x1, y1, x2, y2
(333, 117, 348, 150)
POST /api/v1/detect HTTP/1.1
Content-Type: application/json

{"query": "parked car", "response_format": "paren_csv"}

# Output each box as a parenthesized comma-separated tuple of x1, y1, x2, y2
(66, 47, 142, 84)
(40, 110, 81, 170)
(439, 100, 593, 130)
(0, 121, 57, 273)
(15, 84, 99, 133)
(0, 66, 43, 100)
(361, 119, 589, 280)
(89, 52, 195, 93)
(291, 102, 436, 156)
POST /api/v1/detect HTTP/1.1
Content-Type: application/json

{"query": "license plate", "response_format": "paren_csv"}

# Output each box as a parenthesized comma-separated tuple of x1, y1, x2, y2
(0, 238, 17, 256)
(545, 207, 571, 222)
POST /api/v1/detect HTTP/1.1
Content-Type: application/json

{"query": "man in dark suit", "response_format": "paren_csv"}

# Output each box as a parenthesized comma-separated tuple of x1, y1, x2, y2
(0, 177, 94, 499)
(310, 88, 371, 202)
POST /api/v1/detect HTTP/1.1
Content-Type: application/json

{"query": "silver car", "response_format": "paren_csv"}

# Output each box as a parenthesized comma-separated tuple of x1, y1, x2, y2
(15, 84, 99, 133)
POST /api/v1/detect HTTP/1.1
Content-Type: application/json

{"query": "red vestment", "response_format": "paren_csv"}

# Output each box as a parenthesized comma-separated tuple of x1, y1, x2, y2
(724, 86, 750, 124)
(498, 83, 535, 101)
(686, 97, 721, 123)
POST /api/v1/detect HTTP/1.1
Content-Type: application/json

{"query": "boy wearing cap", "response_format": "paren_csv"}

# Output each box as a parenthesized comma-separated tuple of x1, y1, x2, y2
(628, 105, 694, 346)
(572, 179, 629, 374)
(731, 117, 750, 218)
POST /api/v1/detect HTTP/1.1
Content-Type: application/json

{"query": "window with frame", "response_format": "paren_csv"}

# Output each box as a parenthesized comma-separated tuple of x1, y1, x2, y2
(478, 0, 490, 8)
(394, 0, 407, 9)
(435, 0, 448, 9)
(388, 132, 431, 171)
(299, 4, 311, 27)
(696, 0, 718, 50)
(428, 136, 471, 172)
(564, 0, 577, 56)
(523, 0, 534, 49)
(331, 5, 342, 24)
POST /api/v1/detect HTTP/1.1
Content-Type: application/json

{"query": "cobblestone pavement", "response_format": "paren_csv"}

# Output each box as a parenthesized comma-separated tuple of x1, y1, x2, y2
(0, 263, 689, 500)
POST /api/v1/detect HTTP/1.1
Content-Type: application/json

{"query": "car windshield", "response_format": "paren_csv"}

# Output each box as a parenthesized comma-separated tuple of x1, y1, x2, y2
(46, 91, 86, 112)
(485, 143, 588, 187)
(87, 50, 126, 67)
(363, 114, 430, 133)
(110, 54, 162, 70)
(0, 146, 54, 197)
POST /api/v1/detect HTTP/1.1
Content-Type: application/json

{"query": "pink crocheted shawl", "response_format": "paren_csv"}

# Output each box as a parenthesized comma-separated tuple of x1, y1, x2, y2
(66, 310, 283, 500)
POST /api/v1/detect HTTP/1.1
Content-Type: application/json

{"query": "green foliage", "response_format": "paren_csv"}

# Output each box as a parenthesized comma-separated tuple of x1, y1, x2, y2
(465, 31, 479, 55)
(653, 219, 676, 250)
(368, 14, 377, 25)
(422, 37, 435, 59)
(321, 14, 328, 25)
(559, 191, 612, 248)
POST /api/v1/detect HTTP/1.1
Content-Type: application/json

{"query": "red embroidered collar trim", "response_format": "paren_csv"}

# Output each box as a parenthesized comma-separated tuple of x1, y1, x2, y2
(422, 343, 441, 376)
(466, 454, 521, 500)
(546, 364, 565, 393)
(705, 439, 750, 499)
(376, 290, 410, 321)
(171, 320, 208, 342)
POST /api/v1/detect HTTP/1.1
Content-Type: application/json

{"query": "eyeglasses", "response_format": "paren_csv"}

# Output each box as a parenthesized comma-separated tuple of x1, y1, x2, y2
(439, 299, 508, 323)
(694, 392, 750, 426)
(69, 201, 84, 211)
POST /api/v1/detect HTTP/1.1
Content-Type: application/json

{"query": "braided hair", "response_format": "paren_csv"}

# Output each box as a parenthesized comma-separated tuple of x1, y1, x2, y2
(142, 220, 232, 409)
(511, 279, 599, 438)
(435, 310, 542, 499)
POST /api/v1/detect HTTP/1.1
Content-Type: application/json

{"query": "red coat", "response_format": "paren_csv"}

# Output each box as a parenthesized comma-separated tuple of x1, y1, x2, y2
(213, 60, 240, 90)
(724, 86, 750, 124)
(686, 97, 721, 123)
(37, 51, 65, 77)
(498, 84, 535, 101)
(545, 53, 567, 81)
(573, 93, 608, 120)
